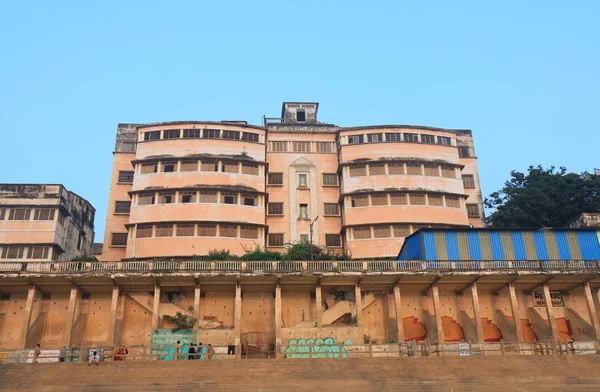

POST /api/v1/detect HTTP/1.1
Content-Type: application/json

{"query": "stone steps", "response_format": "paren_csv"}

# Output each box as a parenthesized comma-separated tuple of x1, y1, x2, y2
(2, 356, 599, 391)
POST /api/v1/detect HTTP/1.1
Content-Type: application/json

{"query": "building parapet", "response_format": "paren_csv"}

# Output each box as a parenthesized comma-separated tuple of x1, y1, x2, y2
(1, 259, 599, 275)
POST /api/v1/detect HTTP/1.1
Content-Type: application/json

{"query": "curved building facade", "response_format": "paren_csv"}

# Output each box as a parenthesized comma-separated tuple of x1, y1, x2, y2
(101, 104, 484, 260)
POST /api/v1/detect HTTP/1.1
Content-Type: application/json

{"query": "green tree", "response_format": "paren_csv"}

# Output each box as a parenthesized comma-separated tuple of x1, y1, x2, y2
(485, 165, 600, 228)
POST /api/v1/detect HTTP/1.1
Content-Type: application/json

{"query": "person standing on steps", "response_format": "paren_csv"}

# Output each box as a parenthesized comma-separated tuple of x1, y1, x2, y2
(207, 344, 215, 360)
(198, 342, 205, 360)
(188, 343, 196, 360)
(175, 340, 181, 360)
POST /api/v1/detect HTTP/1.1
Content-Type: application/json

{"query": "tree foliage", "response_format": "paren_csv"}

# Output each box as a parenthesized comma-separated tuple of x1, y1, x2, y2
(485, 165, 600, 228)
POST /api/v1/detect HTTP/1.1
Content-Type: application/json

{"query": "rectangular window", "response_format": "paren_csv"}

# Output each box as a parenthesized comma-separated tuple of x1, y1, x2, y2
(299, 204, 309, 219)
(141, 163, 158, 174)
(349, 165, 367, 177)
(219, 224, 238, 238)
(118, 170, 134, 183)
(122, 142, 136, 152)
(421, 134, 435, 144)
(34, 208, 55, 221)
(410, 193, 426, 205)
(176, 223, 195, 237)
(2, 246, 24, 259)
(241, 132, 259, 142)
(293, 141, 311, 152)
(268, 202, 284, 215)
(325, 234, 341, 247)
(271, 141, 288, 152)
(222, 193, 238, 205)
(441, 165, 456, 178)
(353, 226, 372, 239)
(180, 192, 197, 203)
(223, 130, 240, 140)
(446, 196, 461, 208)
(240, 225, 259, 239)
(221, 161, 239, 173)
(267, 173, 283, 185)
(243, 194, 257, 206)
(163, 129, 180, 139)
(183, 129, 201, 138)
(298, 173, 308, 188)
(315, 142, 332, 153)
(9, 209, 29, 220)
(114, 201, 131, 214)
(0, 208, 5, 220)
(199, 191, 218, 203)
(324, 203, 340, 216)
(27, 246, 49, 259)
(268, 233, 284, 247)
(57, 212, 66, 226)
(136, 225, 153, 238)
(180, 161, 198, 172)
(201, 160, 219, 172)
(370, 194, 388, 206)
(322, 173, 338, 186)
(367, 133, 383, 143)
(347, 135, 364, 145)
(162, 161, 177, 173)
(403, 133, 419, 143)
(458, 146, 471, 158)
(406, 162, 422, 175)
(198, 224, 217, 237)
(203, 129, 221, 139)
(351, 195, 369, 207)
(155, 224, 174, 237)
(138, 194, 155, 205)
(462, 175, 475, 188)
(393, 225, 411, 237)
(297, 110, 306, 122)
(373, 225, 391, 238)
(390, 193, 407, 205)
(144, 131, 161, 141)
(388, 163, 404, 175)
(437, 136, 452, 146)
(369, 163, 385, 175)
(428, 194, 443, 206)
(386, 133, 402, 142)
(111, 233, 128, 246)
(423, 163, 439, 176)
(467, 204, 480, 217)
(158, 193, 175, 204)
(241, 163, 259, 175)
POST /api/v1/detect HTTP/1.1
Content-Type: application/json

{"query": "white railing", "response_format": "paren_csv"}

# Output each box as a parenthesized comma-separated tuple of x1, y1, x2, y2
(1, 260, 599, 274)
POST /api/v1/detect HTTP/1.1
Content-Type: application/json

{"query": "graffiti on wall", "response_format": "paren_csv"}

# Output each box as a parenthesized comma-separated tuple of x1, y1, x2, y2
(151, 329, 196, 360)
(285, 337, 352, 358)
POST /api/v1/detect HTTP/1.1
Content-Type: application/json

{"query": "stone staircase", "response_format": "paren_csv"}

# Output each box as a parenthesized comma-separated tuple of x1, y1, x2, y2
(1, 356, 600, 391)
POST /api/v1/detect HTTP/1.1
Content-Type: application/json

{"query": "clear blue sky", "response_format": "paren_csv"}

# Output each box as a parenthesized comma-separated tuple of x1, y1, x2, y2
(1, 1, 598, 241)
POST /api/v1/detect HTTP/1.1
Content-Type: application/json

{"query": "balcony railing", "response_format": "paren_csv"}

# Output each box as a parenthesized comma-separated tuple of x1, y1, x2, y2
(0, 260, 599, 274)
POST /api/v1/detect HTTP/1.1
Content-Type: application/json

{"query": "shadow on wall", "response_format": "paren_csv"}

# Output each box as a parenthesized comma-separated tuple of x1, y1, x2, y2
(285, 338, 351, 358)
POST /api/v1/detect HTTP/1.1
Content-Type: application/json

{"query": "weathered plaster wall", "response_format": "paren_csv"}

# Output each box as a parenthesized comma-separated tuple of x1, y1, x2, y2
(120, 296, 152, 346)
(0, 292, 28, 348)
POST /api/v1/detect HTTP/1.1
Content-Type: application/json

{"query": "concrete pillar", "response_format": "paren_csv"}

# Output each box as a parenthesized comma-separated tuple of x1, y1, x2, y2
(355, 284, 363, 338)
(275, 283, 282, 356)
(194, 285, 201, 332)
(152, 284, 161, 331)
(315, 285, 322, 329)
(470, 282, 485, 343)
(19, 285, 37, 349)
(394, 284, 404, 343)
(431, 283, 445, 343)
(62, 285, 79, 347)
(542, 283, 560, 342)
(107, 285, 120, 346)
(234, 282, 242, 355)
(508, 282, 524, 342)
(583, 282, 600, 340)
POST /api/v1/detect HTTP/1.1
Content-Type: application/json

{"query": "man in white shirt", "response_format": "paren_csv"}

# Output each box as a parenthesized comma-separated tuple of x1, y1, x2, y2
(88, 351, 100, 366)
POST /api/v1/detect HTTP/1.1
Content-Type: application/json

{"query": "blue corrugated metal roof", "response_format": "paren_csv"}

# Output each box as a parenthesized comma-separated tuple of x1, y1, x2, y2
(533, 231, 549, 260)
(467, 231, 482, 260)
